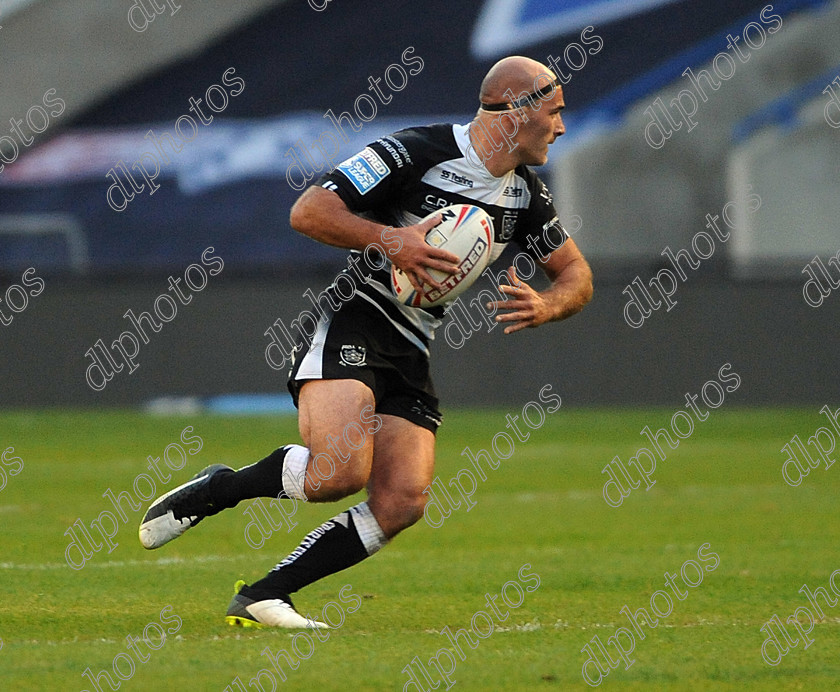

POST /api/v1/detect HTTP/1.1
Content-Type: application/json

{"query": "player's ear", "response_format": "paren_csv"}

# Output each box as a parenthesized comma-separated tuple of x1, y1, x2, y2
(499, 111, 525, 136)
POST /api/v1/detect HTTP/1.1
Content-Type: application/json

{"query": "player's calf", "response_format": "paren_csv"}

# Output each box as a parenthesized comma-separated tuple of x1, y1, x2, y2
(304, 453, 369, 501)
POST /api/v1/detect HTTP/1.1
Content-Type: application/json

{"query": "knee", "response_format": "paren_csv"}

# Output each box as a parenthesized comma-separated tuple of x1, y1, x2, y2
(402, 494, 427, 528)
(371, 490, 427, 538)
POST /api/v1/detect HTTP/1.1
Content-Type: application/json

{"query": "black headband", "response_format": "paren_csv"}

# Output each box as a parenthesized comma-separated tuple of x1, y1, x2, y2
(479, 76, 561, 112)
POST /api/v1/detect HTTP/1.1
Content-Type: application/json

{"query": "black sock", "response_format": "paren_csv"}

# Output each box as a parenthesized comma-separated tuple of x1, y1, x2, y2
(209, 447, 290, 510)
(243, 502, 387, 599)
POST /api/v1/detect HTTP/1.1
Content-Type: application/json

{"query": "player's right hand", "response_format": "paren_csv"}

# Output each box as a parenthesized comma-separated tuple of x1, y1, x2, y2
(389, 214, 461, 291)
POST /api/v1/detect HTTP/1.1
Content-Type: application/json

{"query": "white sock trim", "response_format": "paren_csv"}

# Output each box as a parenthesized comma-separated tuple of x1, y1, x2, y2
(281, 444, 309, 501)
(348, 502, 387, 556)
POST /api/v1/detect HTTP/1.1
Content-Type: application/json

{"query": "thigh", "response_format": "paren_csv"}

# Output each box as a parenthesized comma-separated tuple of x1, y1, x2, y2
(366, 413, 436, 537)
(298, 379, 377, 499)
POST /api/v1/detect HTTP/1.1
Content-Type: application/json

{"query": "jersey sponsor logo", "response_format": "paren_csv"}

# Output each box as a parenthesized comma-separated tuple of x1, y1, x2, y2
(440, 169, 474, 188)
(388, 136, 412, 165)
(377, 137, 405, 168)
(422, 194, 450, 213)
(337, 147, 389, 195)
(471, 0, 681, 58)
(502, 185, 524, 198)
(339, 344, 367, 367)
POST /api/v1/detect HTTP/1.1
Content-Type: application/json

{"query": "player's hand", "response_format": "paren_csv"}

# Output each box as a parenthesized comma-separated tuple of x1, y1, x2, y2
(487, 266, 555, 334)
(389, 214, 461, 292)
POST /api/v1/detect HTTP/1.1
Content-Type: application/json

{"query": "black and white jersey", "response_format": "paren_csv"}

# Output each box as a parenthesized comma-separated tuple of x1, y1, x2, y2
(316, 123, 567, 355)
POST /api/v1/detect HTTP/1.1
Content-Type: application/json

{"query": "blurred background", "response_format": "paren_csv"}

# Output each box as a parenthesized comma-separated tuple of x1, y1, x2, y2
(0, 0, 837, 409)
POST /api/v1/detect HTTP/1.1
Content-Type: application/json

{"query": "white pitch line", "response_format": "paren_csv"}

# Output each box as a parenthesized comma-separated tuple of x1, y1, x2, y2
(4, 632, 301, 648)
(0, 554, 241, 571)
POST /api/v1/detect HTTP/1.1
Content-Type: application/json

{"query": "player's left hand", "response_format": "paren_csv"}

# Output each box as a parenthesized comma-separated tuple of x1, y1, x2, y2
(487, 266, 556, 334)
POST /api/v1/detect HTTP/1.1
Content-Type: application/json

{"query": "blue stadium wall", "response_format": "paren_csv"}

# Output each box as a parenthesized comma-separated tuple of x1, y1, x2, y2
(1, 0, 788, 276)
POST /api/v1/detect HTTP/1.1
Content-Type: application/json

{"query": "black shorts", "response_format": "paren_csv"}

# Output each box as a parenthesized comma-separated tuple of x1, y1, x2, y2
(287, 297, 443, 433)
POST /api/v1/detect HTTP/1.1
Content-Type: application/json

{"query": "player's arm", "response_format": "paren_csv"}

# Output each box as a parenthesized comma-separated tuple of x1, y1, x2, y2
(489, 237, 593, 334)
(290, 186, 460, 291)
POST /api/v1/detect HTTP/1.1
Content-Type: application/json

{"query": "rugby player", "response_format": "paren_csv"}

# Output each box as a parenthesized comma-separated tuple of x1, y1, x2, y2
(139, 56, 593, 628)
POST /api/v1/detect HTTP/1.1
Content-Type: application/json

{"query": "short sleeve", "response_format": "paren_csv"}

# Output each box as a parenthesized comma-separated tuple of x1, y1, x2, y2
(514, 174, 569, 259)
(316, 134, 414, 213)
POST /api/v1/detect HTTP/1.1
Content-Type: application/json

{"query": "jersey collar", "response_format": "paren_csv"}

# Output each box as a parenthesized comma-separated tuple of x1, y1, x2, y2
(453, 123, 511, 182)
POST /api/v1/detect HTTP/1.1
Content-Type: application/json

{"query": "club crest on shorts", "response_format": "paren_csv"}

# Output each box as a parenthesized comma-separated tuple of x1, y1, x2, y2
(339, 344, 367, 367)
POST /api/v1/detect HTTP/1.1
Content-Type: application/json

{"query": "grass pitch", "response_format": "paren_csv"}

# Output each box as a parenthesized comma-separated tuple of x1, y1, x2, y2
(1, 407, 838, 691)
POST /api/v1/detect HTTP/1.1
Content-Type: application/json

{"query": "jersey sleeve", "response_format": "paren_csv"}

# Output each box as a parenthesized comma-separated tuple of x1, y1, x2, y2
(315, 131, 416, 213)
(514, 172, 569, 260)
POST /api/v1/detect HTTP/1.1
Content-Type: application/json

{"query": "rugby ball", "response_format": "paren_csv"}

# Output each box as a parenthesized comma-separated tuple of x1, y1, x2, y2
(391, 204, 494, 308)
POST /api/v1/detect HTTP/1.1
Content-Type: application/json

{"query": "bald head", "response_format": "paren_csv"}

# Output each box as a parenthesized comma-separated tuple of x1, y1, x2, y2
(479, 56, 556, 106)
(469, 55, 566, 174)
